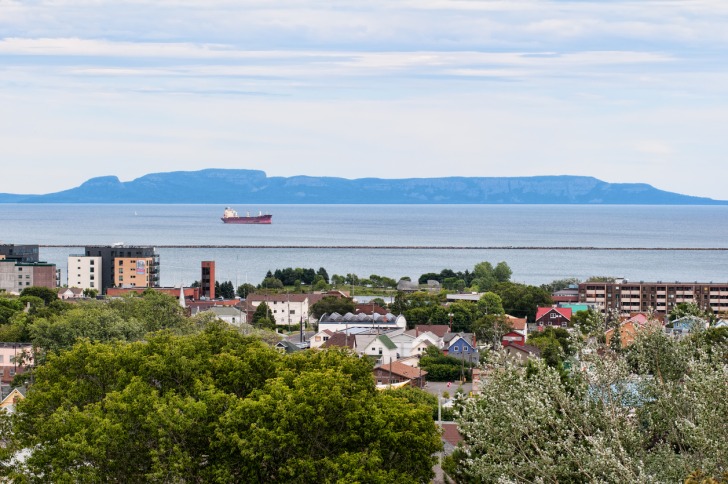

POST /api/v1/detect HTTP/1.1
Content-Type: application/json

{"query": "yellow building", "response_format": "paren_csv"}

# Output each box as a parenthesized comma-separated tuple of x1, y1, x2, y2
(113, 257, 154, 288)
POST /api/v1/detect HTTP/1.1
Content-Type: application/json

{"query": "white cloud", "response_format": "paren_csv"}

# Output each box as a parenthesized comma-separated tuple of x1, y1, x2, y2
(0, 0, 727, 200)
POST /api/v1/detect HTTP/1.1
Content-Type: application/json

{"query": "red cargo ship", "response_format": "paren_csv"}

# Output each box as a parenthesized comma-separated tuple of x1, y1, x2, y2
(221, 207, 272, 224)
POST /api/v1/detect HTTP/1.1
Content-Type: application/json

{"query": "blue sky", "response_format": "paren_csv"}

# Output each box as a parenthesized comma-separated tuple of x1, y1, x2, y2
(1, 0, 727, 199)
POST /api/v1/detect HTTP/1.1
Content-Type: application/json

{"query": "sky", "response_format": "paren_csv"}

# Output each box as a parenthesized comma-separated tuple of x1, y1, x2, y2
(1, 0, 727, 199)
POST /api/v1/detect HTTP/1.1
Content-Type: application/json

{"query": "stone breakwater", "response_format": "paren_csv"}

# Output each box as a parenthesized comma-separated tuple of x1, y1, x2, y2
(40, 245, 728, 250)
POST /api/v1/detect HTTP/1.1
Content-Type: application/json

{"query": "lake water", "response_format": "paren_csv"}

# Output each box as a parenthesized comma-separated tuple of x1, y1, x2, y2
(1, 204, 727, 288)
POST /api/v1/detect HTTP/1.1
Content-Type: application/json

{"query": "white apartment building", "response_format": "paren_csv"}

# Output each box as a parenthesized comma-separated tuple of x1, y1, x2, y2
(247, 294, 311, 326)
(67, 255, 102, 291)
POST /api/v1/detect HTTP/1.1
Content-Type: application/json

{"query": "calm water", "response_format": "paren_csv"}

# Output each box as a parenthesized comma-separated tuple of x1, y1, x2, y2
(1, 204, 727, 288)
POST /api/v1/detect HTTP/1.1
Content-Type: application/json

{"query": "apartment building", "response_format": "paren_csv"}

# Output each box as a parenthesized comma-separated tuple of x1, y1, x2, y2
(114, 257, 155, 288)
(0, 244, 40, 263)
(0, 260, 57, 294)
(67, 255, 102, 291)
(84, 245, 159, 293)
(578, 280, 728, 315)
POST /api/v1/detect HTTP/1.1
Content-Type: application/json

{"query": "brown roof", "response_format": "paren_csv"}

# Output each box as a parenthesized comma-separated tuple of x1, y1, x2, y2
(355, 303, 388, 315)
(374, 360, 428, 380)
(415, 325, 450, 338)
(247, 294, 310, 303)
(321, 332, 357, 349)
(506, 315, 527, 331)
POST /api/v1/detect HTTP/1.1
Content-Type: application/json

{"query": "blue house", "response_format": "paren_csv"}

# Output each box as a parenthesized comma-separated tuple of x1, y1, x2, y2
(443, 333, 478, 361)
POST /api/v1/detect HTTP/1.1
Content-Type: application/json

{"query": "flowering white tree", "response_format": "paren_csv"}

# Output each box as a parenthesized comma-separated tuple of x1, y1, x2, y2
(450, 327, 728, 483)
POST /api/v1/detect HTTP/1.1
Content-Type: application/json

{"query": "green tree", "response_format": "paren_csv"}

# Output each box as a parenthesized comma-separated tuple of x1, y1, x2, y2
(669, 301, 714, 323)
(236, 283, 256, 299)
(20, 287, 58, 306)
(251, 302, 275, 329)
(260, 276, 284, 290)
(493, 261, 512, 283)
(316, 267, 329, 284)
(310, 296, 355, 319)
(218, 281, 235, 299)
(2, 326, 441, 482)
(572, 308, 604, 336)
(491, 281, 552, 322)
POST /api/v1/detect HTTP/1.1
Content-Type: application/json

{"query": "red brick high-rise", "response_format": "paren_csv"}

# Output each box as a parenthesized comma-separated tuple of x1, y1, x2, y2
(201, 261, 215, 299)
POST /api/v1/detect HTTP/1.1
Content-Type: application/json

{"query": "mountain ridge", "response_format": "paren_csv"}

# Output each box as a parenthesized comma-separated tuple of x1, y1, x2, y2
(0, 169, 724, 205)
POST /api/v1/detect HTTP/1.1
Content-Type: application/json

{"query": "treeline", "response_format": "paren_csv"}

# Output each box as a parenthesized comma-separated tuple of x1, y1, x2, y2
(259, 267, 398, 291)
(258, 260, 514, 294)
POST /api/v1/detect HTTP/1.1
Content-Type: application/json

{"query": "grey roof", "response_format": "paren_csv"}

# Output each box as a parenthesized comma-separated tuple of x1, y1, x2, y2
(285, 331, 317, 344)
(275, 340, 303, 353)
(205, 307, 244, 317)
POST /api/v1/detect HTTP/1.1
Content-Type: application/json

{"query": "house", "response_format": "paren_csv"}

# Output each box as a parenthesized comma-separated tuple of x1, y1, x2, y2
(372, 360, 428, 388)
(275, 340, 303, 354)
(414, 324, 451, 339)
(284, 331, 317, 349)
(443, 333, 479, 361)
(605, 313, 664, 348)
(0, 343, 33, 385)
(320, 332, 358, 350)
(505, 315, 528, 337)
(309, 329, 334, 349)
(361, 334, 400, 364)
(667, 315, 709, 338)
(386, 329, 418, 358)
(535, 307, 572, 328)
(503, 342, 541, 363)
(0, 387, 26, 414)
(201, 306, 247, 326)
(411, 331, 441, 356)
(57, 287, 85, 299)
(714, 320, 728, 328)
(501, 330, 526, 346)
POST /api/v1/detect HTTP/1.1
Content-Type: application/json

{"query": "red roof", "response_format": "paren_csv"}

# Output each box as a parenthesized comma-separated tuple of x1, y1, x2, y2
(535, 307, 572, 321)
(505, 315, 527, 331)
(374, 360, 428, 380)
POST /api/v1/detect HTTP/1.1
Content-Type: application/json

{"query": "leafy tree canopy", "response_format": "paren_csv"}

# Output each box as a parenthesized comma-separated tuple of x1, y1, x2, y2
(2, 324, 441, 482)
(310, 296, 355, 319)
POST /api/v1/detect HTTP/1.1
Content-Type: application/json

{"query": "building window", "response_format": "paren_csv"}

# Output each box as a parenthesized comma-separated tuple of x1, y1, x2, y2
(290, 310, 295, 315)
(0, 355, 3, 363)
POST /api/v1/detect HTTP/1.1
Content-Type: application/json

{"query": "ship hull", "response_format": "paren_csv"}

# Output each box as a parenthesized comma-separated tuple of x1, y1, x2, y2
(221, 215, 272, 224)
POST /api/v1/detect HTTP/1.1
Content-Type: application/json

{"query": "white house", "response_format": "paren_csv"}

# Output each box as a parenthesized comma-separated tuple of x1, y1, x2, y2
(361, 334, 400, 365)
(411, 331, 441, 356)
(203, 307, 247, 326)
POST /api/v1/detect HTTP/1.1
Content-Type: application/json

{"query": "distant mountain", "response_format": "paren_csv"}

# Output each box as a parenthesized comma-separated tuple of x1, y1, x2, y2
(0, 169, 725, 204)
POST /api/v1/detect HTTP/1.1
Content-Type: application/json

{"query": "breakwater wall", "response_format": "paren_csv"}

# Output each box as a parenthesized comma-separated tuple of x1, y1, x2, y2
(40, 245, 728, 250)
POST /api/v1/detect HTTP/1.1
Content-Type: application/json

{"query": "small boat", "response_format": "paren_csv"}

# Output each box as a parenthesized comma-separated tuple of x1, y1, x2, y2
(221, 207, 272, 224)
